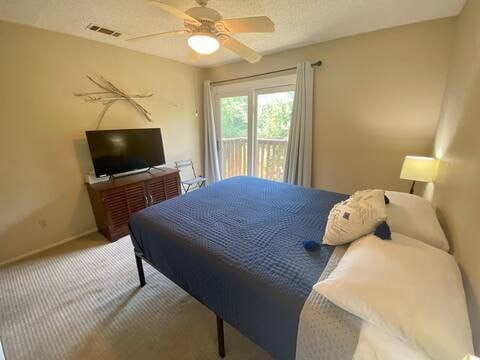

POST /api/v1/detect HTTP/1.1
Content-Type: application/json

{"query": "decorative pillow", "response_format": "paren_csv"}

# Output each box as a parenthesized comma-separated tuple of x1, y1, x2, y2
(323, 190, 387, 246)
(385, 191, 449, 251)
(350, 189, 386, 207)
(374, 221, 391, 240)
(313, 233, 474, 360)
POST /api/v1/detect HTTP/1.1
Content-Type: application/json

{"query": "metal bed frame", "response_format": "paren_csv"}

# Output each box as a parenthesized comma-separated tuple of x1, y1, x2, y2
(134, 251, 226, 358)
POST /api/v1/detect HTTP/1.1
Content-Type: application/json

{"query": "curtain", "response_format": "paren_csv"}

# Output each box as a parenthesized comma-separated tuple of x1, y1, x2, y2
(204, 80, 222, 184)
(283, 61, 314, 187)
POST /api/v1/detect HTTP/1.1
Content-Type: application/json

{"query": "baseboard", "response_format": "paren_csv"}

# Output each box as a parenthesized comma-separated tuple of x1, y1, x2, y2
(0, 228, 98, 268)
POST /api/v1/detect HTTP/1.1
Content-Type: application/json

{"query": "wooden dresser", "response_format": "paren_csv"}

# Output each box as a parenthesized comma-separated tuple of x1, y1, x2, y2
(86, 168, 181, 241)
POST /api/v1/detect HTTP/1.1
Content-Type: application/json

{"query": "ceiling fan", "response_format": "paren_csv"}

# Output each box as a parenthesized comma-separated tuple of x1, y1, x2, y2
(127, 0, 275, 63)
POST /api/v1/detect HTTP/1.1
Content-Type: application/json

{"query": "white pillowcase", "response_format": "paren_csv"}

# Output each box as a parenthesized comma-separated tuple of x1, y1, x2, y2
(323, 189, 387, 246)
(313, 233, 473, 360)
(385, 191, 449, 251)
(353, 321, 431, 360)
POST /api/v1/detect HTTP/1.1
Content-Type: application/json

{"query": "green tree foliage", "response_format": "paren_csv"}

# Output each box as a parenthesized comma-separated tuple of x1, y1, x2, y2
(257, 91, 294, 140)
(220, 96, 248, 138)
(220, 91, 294, 140)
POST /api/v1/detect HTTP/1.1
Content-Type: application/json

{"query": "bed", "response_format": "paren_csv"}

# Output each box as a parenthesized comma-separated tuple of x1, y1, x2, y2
(128, 176, 348, 359)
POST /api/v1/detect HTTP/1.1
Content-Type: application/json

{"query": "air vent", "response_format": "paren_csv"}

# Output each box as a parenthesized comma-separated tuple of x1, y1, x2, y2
(86, 23, 122, 37)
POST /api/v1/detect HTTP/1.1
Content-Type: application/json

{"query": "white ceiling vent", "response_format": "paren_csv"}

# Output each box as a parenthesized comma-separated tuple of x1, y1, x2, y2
(86, 23, 122, 37)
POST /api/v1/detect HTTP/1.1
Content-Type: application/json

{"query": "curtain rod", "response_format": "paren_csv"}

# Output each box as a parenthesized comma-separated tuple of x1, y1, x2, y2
(211, 60, 322, 86)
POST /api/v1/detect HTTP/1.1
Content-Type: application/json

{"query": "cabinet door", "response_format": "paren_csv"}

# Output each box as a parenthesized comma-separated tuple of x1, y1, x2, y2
(103, 189, 129, 234)
(164, 174, 181, 199)
(146, 177, 166, 205)
(125, 183, 147, 214)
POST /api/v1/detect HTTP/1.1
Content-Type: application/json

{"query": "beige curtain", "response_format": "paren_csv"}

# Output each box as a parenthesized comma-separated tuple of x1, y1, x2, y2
(283, 61, 314, 187)
(204, 80, 221, 183)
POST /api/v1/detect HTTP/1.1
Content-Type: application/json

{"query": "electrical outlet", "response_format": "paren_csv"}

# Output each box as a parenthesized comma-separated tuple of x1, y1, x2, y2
(38, 219, 47, 229)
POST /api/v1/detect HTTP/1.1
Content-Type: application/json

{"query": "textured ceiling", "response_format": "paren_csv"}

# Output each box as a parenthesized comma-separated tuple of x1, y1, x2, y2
(0, 0, 465, 68)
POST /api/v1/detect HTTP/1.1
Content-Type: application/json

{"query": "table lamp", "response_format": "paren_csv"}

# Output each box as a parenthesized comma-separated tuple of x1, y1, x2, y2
(400, 156, 437, 194)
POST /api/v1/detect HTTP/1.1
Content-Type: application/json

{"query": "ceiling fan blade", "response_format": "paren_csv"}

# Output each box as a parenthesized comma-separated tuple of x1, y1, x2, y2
(217, 16, 274, 33)
(126, 29, 188, 41)
(221, 37, 262, 63)
(148, 0, 201, 26)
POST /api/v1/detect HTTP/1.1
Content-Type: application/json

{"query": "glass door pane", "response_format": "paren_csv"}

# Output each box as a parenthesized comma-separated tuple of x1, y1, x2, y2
(255, 91, 295, 181)
(219, 95, 249, 178)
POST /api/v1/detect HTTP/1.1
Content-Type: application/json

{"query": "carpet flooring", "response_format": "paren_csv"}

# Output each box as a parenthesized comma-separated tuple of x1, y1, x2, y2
(0, 232, 270, 360)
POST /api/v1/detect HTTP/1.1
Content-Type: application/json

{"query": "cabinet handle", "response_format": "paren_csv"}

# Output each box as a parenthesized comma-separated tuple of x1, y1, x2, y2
(144, 194, 149, 205)
(150, 193, 153, 204)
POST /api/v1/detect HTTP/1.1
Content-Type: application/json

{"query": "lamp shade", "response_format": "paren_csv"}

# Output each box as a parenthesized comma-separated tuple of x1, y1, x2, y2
(400, 156, 437, 182)
(188, 33, 219, 55)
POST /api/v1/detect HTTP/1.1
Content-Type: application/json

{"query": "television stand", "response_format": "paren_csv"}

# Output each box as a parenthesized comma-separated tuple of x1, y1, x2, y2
(86, 168, 181, 241)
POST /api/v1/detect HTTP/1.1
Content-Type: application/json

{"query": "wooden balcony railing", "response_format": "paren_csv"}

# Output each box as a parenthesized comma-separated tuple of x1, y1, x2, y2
(221, 138, 248, 179)
(221, 137, 288, 181)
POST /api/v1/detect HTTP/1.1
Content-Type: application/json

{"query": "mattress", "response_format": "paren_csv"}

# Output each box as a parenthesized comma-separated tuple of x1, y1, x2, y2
(129, 176, 348, 359)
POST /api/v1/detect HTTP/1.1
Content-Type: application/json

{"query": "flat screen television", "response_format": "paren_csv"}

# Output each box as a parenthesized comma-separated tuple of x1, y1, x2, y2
(86, 128, 166, 177)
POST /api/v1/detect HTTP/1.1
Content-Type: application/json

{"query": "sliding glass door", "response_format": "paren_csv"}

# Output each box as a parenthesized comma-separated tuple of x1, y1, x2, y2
(215, 76, 295, 181)
(218, 95, 249, 178)
(255, 88, 294, 181)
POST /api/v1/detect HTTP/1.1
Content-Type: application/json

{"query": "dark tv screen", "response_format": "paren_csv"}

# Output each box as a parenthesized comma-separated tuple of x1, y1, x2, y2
(86, 128, 166, 177)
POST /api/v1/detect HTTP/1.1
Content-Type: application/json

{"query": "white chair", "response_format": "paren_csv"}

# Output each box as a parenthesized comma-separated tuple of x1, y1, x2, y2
(175, 159, 206, 193)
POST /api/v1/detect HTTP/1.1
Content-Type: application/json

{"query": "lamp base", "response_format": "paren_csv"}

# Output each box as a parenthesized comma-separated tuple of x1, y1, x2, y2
(409, 180, 416, 194)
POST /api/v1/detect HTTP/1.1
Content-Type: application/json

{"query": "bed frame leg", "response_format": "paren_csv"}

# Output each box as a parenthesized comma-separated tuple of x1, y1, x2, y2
(216, 315, 225, 358)
(135, 252, 146, 287)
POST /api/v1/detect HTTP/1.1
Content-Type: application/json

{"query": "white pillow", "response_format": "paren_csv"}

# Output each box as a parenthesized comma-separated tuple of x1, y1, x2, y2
(313, 233, 473, 360)
(323, 190, 387, 246)
(354, 321, 431, 360)
(385, 191, 449, 251)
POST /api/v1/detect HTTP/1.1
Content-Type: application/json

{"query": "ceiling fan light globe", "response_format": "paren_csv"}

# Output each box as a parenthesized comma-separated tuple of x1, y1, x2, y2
(188, 34, 219, 55)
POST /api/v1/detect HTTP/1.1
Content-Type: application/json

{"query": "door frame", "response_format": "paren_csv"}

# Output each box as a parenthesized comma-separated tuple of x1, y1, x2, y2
(213, 90, 250, 176)
(213, 74, 296, 178)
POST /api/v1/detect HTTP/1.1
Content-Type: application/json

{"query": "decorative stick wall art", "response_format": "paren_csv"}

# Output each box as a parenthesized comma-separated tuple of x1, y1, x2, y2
(75, 75, 153, 129)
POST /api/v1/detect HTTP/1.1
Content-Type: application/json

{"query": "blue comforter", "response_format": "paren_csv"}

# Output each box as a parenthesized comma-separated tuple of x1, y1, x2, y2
(129, 176, 347, 359)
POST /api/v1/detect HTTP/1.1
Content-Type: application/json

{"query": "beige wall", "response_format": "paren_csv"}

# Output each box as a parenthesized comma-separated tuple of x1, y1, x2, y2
(0, 20, 204, 264)
(428, 0, 480, 351)
(205, 18, 456, 194)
